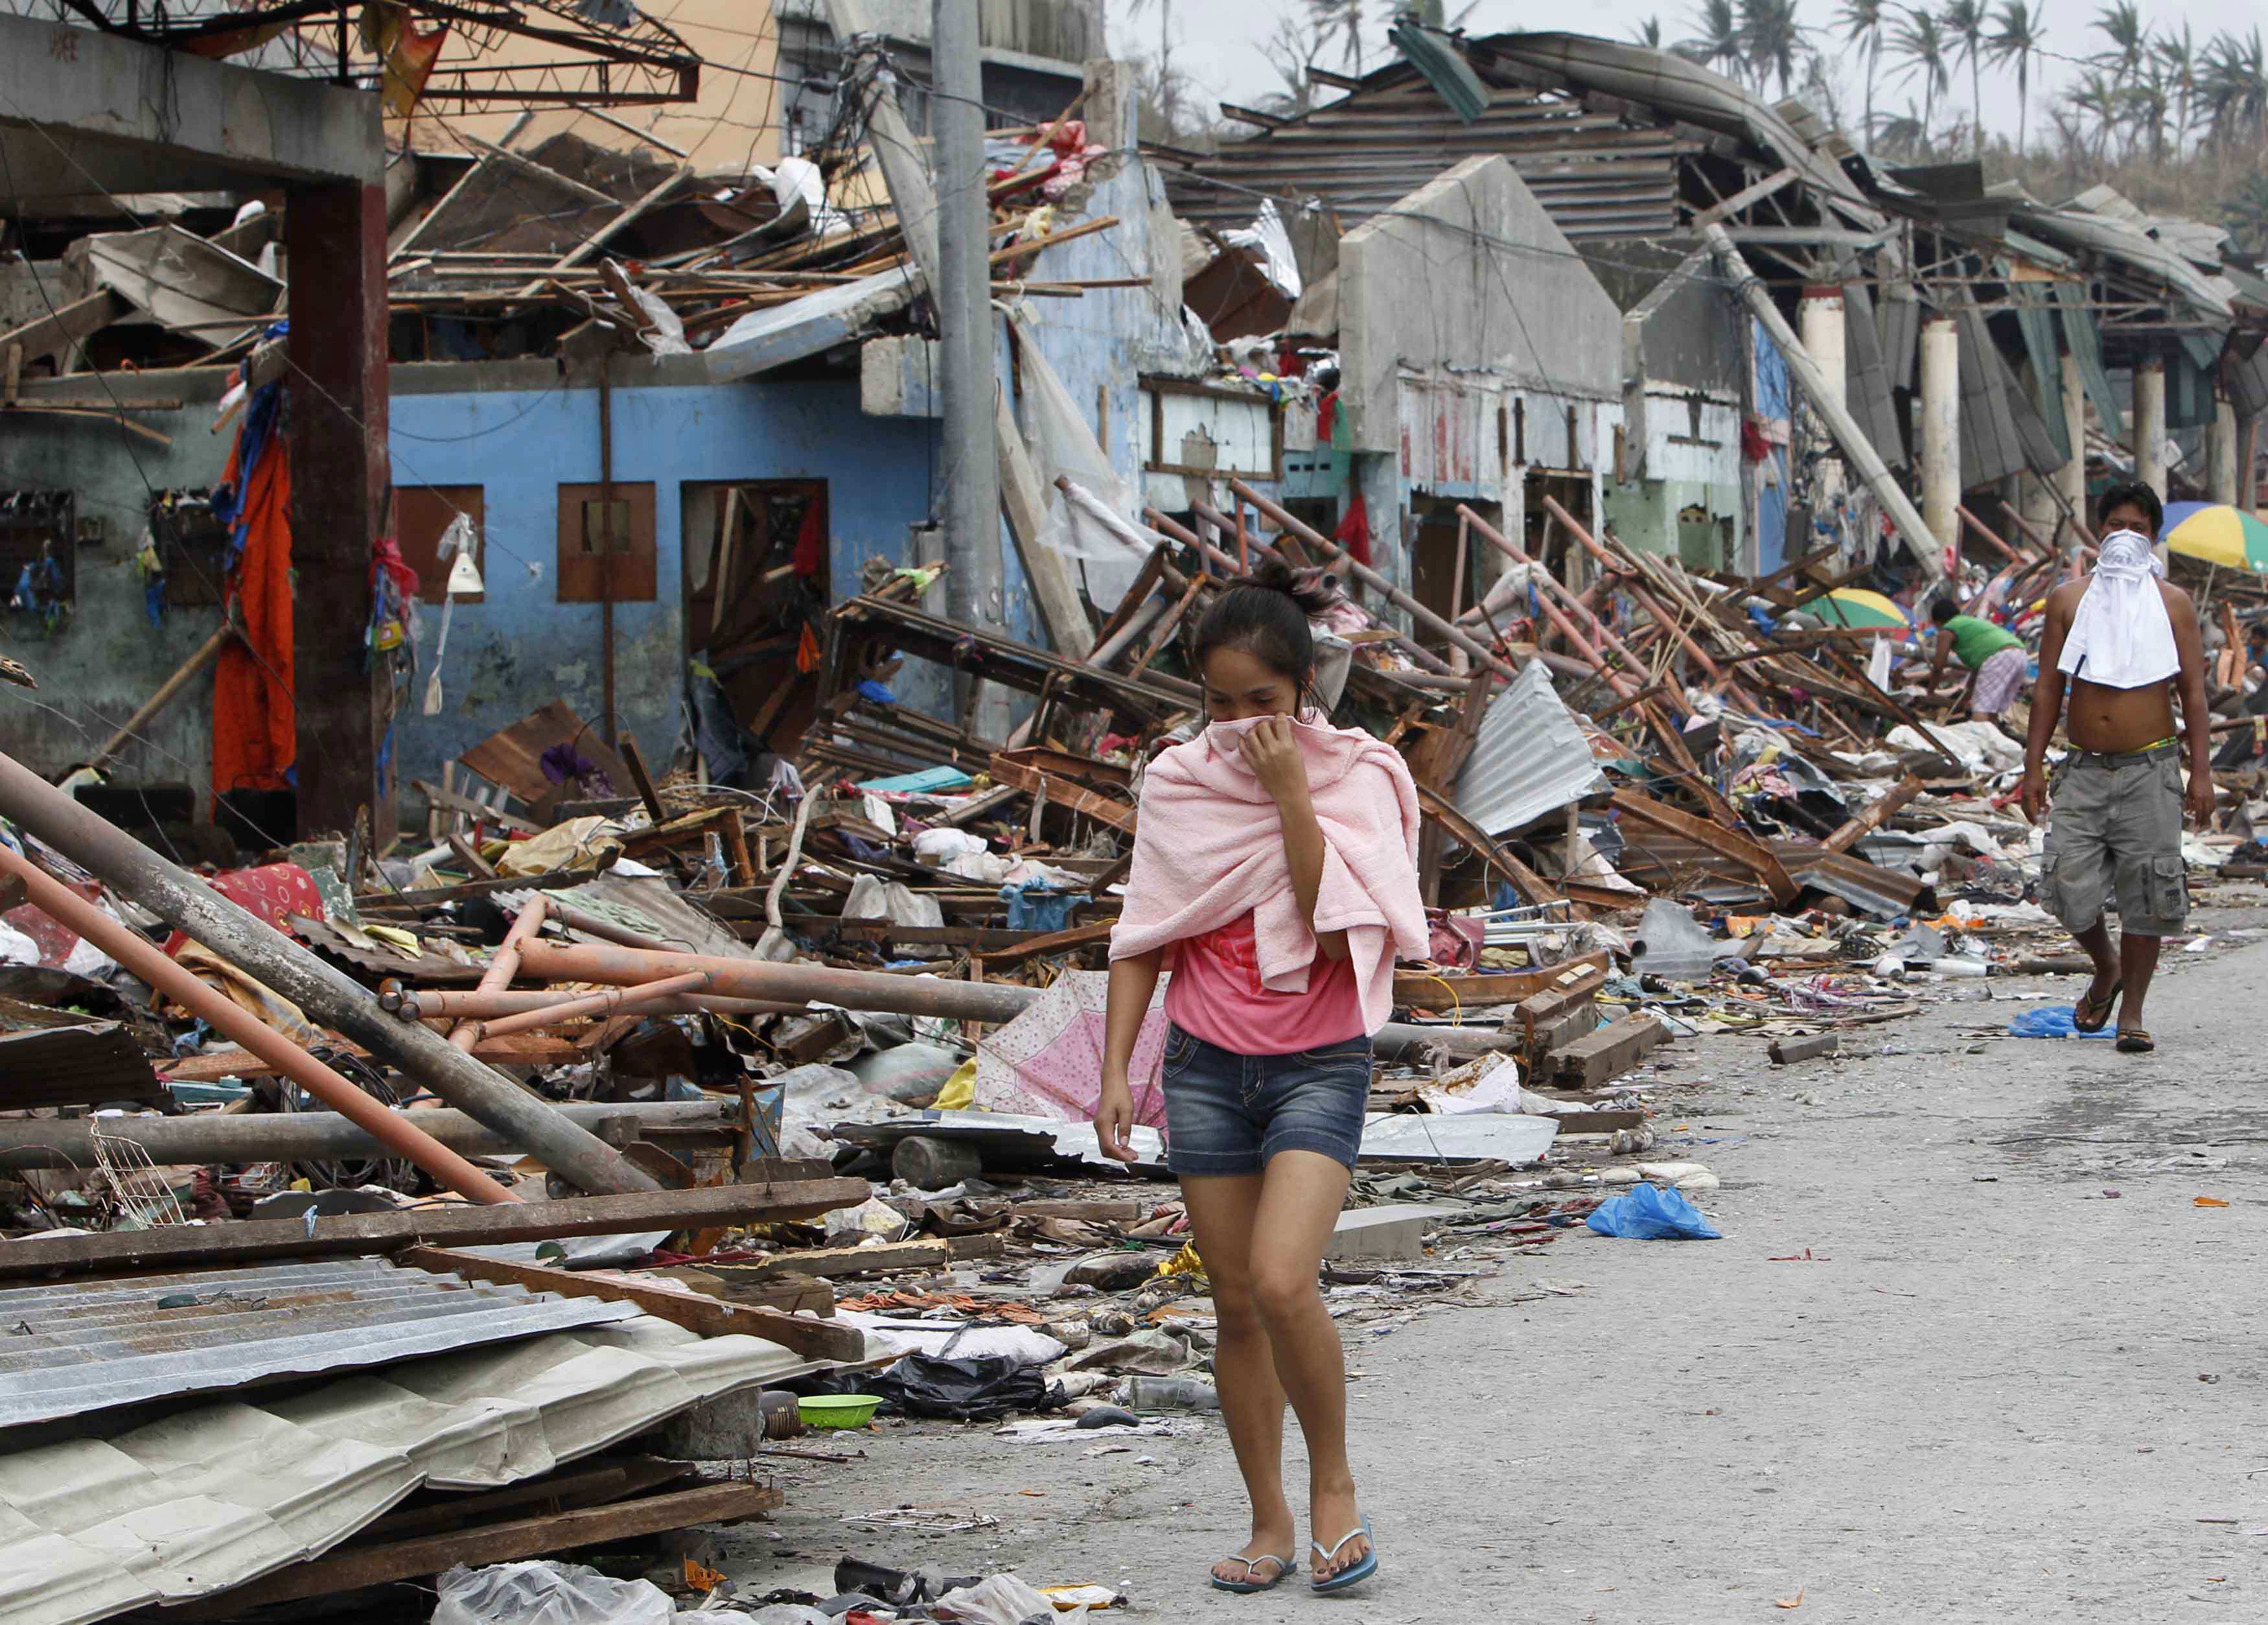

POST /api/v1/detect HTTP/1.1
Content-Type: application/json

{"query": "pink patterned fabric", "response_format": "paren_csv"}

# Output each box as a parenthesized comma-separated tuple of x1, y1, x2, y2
(1111, 716, 1428, 1038)
(973, 970, 1172, 1127)
(1164, 911, 1364, 1057)
(163, 863, 325, 957)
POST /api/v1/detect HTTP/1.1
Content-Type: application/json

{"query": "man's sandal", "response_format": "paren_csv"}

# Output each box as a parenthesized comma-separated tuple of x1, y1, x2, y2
(2074, 981, 2122, 1033)
(1210, 1553, 1296, 1595)
(2116, 1027, 2155, 1053)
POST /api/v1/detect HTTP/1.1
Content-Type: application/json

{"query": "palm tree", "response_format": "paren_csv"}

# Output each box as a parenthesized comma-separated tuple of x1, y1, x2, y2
(1939, 0, 1990, 155)
(1122, 0, 1180, 126)
(2153, 23, 2201, 154)
(1306, 0, 1375, 75)
(1677, 0, 1745, 78)
(1739, 0, 1807, 95)
(1890, 6, 1953, 135)
(1838, 0, 1892, 141)
(1877, 98, 1933, 156)
(2092, 1, 2146, 74)
(1633, 16, 1666, 49)
(2063, 67, 2120, 159)
(1259, 5, 1332, 117)
(2201, 27, 2268, 149)
(1987, 0, 2048, 156)
(2227, 174, 2268, 255)
(2120, 64, 2171, 161)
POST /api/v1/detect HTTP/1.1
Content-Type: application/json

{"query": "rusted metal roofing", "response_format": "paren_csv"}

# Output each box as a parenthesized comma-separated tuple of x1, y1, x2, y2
(0, 1256, 642, 1430)
(0, 1020, 164, 1110)
(0, 1312, 826, 1625)
(1614, 826, 1930, 919)
(288, 913, 484, 984)
(1162, 70, 1693, 242)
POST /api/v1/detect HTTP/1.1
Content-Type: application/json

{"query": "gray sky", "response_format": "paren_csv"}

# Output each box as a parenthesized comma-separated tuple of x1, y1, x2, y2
(1108, 0, 2268, 146)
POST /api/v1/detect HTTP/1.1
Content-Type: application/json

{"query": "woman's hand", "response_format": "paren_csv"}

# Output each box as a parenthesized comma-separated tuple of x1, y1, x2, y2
(1239, 716, 1310, 808)
(1093, 1070, 1138, 1162)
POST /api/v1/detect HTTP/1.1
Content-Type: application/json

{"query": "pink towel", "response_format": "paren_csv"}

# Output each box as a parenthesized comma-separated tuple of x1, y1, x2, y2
(1110, 717, 1428, 1036)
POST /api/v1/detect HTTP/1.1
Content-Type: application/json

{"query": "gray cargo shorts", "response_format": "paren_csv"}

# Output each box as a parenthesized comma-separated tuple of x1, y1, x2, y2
(2041, 743, 2187, 939)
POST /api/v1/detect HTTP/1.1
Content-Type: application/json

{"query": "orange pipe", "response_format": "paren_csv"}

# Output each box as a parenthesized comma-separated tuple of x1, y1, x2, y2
(0, 845, 520, 1204)
(450, 893, 548, 1052)
(469, 970, 715, 1041)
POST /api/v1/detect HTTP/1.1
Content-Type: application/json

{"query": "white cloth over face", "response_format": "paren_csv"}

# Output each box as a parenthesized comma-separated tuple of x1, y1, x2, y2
(2057, 530, 2179, 690)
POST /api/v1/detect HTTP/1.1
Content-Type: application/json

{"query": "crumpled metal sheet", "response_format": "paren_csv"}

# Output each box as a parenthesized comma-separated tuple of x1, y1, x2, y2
(0, 1257, 641, 1431)
(0, 1313, 821, 1625)
(1453, 659, 1608, 837)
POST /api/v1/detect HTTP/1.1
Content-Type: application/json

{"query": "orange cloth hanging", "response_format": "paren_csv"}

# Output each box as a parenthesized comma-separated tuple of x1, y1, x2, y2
(211, 420, 295, 813)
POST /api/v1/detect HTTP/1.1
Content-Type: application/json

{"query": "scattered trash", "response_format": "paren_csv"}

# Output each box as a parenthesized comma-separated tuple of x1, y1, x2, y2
(1586, 1182, 1724, 1241)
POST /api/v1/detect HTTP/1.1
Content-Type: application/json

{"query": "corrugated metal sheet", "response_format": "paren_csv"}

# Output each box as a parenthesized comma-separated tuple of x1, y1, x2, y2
(0, 1257, 642, 1430)
(0, 1021, 163, 1110)
(0, 1313, 824, 1625)
(1614, 825, 1930, 919)
(1453, 659, 1606, 836)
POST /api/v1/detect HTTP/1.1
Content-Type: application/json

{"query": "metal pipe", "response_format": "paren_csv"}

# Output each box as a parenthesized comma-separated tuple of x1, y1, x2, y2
(599, 357, 618, 747)
(1229, 480, 1519, 682)
(1455, 504, 1670, 710)
(386, 985, 800, 1019)
(0, 843, 520, 1204)
(1538, 495, 1734, 689)
(517, 938, 1521, 1062)
(450, 893, 548, 1052)
(0, 747, 657, 1195)
(471, 970, 715, 1040)
(0, 1100, 730, 1173)
(1702, 223, 1945, 581)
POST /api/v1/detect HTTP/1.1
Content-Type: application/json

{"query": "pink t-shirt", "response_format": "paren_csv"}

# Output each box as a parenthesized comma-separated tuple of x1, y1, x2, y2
(1163, 911, 1366, 1058)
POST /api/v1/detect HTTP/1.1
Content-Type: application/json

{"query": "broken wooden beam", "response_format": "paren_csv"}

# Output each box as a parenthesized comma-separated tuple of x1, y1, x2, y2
(1610, 787, 1799, 907)
(1820, 774, 1925, 855)
(1551, 1010, 1668, 1087)
(1768, 1031, 1845, 1064)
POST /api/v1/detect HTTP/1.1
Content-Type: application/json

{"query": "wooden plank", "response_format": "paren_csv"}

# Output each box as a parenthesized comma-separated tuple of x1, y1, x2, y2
(403, 1245, 864, 1361)
(163, 1482, 784, 1617)
(619, 736, 670, 825)
(1551, 1011, 1667, 1088)
(1531, 998, 1601, 1058)
(702, 1237, 956, 1281)
(1393, 951, 1609, 1011)
(411, 778, 542, 836)
(0, 288, 126, 373)
(1820, 774, 1925, 855)
(1610, 788, 1798, 907)
(1543, 1108, 1646, 1135)
(358, 1458, 689, 1543)
(0, 1176, 874, 1279)
(1516, 964, 1609, 1048)
(1768, 1031, 1845, 1064)
(982, 918, 1118, 966)
(988, 753, 1137, 835)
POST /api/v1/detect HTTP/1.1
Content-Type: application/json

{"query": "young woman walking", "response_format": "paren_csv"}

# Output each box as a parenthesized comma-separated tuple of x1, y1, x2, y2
(1094, 563, 1426, 1596)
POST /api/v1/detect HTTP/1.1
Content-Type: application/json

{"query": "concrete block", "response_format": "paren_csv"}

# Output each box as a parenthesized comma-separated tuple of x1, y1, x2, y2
(1323, 1204, 1442, 1264)
(656, 1388, 800, 1459)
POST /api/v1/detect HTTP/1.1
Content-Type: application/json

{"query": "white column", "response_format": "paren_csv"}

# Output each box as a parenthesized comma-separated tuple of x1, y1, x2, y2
(1798, 285, 1847, 502)
(2057, 348, 2087, 533)
(2133, 358, 2167, 500)
(2208, 395, 2239, 505)
(1918, 314, 1961, 556)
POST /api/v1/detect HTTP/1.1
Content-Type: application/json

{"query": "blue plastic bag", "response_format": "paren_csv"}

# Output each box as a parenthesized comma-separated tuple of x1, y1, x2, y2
(2008, 1005, 2116, 1040)
(1586, 1182, 1722, 1240)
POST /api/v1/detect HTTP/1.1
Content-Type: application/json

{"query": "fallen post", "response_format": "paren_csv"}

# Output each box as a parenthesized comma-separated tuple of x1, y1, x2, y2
(0, 1175, 873, 1278)
(516, 937, 1523, 1062)
(1821, 774, 1925, 854)
(0, 746, 657, 1196)
(0, 1099, 732, 1171)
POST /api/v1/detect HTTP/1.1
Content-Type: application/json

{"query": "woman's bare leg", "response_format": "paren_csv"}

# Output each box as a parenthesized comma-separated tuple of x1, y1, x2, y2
(1246, 1149, 1369, 1582)
(1177, 1173, 1295, 1585)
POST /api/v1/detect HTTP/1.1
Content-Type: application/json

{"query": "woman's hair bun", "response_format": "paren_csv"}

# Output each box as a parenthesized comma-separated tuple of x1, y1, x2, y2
(1244, 557, 1339, 618)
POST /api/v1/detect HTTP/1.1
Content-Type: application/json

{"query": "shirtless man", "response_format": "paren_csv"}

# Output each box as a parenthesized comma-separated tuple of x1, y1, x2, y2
(2018, 482, 2217, 1053)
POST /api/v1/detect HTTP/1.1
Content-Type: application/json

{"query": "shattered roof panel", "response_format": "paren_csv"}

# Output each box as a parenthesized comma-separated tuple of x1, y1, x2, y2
(0, 1314, 821, 1625)
(0, 1257, 642, 1431)
(0, 1020, 164, 1110)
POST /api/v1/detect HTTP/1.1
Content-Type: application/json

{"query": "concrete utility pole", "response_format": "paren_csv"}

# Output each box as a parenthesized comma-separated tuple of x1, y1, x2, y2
(2057, 348, 2088, 546)
(1702, 225, 1943, 580)
(932, 0, 1010, 740)
(2133, 358, 2168, 500)
(1917, 314, 1960, 555)
(1798, 285, 1846, 502)
(2208, 395, 2239, 505)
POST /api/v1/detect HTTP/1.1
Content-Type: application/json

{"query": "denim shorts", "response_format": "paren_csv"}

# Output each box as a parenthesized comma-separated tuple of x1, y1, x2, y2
(1159, 1022, 1374, 1178)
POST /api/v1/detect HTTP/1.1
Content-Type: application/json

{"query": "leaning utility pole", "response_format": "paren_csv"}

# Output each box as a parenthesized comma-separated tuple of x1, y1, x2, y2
(931, 0, 1011, 738)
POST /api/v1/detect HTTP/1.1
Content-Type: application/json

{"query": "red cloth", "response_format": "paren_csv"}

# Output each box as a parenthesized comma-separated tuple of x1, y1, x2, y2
(792, 500, 826, 578)
(163, 863, 325, 957)
(1315, 389, 1338, 443)
(1334, 491, 1372, 568)
(212, 414, 295, 811)
(1740, 417, 1773, 463)
(1164, 911, 1366, 1058)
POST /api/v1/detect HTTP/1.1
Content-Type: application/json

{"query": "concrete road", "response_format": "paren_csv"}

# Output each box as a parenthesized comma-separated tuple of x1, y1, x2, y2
(731, 918, 2268, 1621)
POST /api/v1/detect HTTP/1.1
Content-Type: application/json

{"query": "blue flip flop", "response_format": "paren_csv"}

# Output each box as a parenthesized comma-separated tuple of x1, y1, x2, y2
(1310, 1517, 1377, 1594)
(1210, 1552, 1297, 1595)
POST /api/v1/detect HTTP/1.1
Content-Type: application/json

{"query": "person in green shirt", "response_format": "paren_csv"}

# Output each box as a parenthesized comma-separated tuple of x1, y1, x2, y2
(1926, 600, 2029, 719)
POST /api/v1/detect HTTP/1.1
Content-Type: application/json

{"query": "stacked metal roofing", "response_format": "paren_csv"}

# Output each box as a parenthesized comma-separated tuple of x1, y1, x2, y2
(0, 1257, 643, 1429)
(0, 1311, 822, 1625)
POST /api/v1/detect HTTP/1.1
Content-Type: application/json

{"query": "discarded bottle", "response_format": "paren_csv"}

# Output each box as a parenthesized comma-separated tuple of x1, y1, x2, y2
(1125, 1375, 1221, 1412)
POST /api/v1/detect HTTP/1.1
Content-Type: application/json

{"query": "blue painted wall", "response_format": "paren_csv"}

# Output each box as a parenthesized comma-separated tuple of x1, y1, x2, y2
(389, 356, 942, 780)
